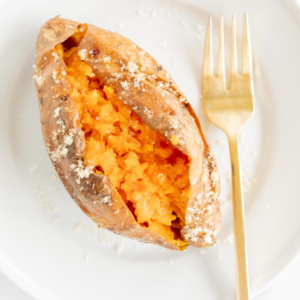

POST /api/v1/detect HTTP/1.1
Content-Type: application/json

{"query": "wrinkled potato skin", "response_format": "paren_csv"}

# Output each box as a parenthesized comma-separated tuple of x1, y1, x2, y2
(34, 16, 221, 250)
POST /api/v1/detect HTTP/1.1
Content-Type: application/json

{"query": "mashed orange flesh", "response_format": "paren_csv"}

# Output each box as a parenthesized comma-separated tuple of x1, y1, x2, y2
(58, 29, 191, 246)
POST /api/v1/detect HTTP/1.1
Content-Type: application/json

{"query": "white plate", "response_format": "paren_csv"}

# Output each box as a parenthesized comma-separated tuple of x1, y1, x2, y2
(1, 0, 300, 299)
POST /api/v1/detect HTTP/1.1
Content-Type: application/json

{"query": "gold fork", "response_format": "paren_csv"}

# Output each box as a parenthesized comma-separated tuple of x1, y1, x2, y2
(202, 15, 253, 300)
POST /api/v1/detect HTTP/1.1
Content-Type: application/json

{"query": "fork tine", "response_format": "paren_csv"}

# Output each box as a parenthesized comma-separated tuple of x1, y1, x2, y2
(230, 15, 237, 76)
(203, 16, 213, 77)
(242, 14, 252, 74)
(218, 15, 225, 80)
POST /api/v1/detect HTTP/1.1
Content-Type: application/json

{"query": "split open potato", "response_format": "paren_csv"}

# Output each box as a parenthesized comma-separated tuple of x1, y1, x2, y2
(34, 17, 221, 250)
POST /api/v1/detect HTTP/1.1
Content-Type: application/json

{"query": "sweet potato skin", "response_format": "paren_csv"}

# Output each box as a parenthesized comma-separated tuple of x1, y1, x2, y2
(34, 16, 221, 250)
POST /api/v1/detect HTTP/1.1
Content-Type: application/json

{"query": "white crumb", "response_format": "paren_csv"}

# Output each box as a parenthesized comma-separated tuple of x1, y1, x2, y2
(116, 244, 124, 254)
(78, 49, 88, 60)
(73, 223, 84, 232)
(103, 56, 111, 63)
(33, 75, 45, 86)
(51, 52, 60, 62)
(221, 198, 232, 212)
(195, 24, 204, 32)
(54, 107, 60, 118)
(29, 164, 38, 174)
(50, 130, 74, 163)
(70, 160, 94, 183)
(121, 81, 129, 90)
(223, 233, 234, 244)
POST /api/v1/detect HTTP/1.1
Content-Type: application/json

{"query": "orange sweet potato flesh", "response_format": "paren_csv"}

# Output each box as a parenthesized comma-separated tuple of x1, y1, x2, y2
(34, 17, 221, 250)
(62, 40, 190, 244)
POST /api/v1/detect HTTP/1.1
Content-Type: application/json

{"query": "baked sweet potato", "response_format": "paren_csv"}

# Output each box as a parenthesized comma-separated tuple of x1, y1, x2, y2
(34, 16, 221, 250)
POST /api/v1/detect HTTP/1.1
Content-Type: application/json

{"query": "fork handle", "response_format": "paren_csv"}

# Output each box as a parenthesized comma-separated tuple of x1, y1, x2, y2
(227, 134, 250, 300)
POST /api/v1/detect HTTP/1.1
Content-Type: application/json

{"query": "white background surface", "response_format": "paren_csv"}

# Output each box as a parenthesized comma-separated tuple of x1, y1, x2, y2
(1, 258, 300, 300)
(1, 0, 300, 299)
